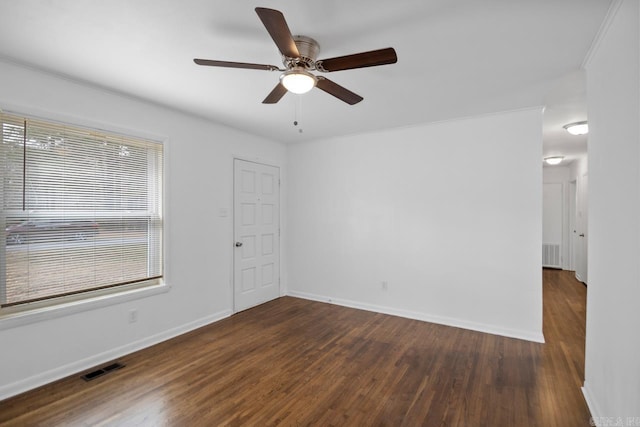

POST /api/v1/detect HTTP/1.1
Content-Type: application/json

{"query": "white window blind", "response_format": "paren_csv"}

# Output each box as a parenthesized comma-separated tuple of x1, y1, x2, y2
(1, 112, 163, 307)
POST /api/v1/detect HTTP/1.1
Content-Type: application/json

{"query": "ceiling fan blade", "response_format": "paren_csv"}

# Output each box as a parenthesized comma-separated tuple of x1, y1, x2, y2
(194, 58, 280, 71)
(316, 48, 397, 72)
(255, 7, 300, 58)
(316, 77, 363, 105)
(262, 83, 288, 104)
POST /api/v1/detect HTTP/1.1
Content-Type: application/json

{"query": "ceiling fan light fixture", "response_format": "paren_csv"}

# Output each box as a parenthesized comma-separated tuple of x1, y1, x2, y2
(544, 156, 565, 165)
(563, 121, 588, 135)
(280, 68, 317, 94)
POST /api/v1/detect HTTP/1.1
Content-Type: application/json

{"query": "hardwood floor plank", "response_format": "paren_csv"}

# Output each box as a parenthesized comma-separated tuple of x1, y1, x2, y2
(0, 270, 590, 426)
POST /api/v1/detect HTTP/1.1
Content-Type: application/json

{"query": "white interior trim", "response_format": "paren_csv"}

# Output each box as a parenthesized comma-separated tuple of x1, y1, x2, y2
(582, 382, 603, 426)
(0, 283, 170, 331)
(582, 0, 624, 69)
(0, 307, 231, 401)
(287, 290, 545, 344)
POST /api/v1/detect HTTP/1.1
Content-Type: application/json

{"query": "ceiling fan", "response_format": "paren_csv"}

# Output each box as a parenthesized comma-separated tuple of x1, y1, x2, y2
(194, 7, 398, 105)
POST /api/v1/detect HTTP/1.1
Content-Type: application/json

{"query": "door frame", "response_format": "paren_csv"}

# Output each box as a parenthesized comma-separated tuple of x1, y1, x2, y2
(569, 180, 577, 272)
(231, 157, 282, 313)
(575, 173, 588, 284)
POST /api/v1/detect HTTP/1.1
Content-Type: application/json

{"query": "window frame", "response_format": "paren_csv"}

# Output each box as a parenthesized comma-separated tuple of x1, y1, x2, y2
(0, 107, 169, 327)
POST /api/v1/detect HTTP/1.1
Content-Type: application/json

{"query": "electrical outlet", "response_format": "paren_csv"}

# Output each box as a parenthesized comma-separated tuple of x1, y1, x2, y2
(382, 281, 388, 291)
(128, 309, 138, 323)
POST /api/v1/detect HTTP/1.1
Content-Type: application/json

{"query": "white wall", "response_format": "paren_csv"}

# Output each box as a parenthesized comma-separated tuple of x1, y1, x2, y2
(543, 166, 571, 269)
(542, 182, 562, 267)
(570, 153, 588, 184)
(287, 108, 544, 342)
(0, 59, 287, 399)
(583, 0, 640, 421)
(542, 166, 575, 270)
(543, 165, 571, 183)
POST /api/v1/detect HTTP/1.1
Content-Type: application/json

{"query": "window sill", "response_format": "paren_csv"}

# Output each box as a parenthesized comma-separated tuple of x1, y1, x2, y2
(0, 282, 171, 331)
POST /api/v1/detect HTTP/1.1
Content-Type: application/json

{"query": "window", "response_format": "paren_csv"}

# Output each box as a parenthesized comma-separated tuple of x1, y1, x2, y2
(0, 112, 163, 310)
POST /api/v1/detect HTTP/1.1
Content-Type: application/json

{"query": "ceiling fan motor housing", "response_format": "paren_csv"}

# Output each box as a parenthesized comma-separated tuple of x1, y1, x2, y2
(285, 35, 320, 70)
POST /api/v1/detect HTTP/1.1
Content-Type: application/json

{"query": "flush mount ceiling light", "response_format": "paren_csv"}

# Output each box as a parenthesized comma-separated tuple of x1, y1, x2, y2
(280, 68, 317, 94)
(544, 156, 565, 165)
(563, 121, 588, 135)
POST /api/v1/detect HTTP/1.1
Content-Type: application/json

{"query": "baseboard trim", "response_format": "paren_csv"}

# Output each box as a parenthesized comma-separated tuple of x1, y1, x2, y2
(582, 382, 601, 425)
(287, 290, 545, 343)
(0, 309, 232, 401)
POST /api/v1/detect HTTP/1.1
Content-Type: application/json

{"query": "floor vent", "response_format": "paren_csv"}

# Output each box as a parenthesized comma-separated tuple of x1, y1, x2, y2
(542, 243, 561, 268)
(81, 362, 125, 382)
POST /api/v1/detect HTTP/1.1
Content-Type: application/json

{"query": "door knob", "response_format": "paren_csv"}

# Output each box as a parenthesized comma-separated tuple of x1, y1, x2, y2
(579, 234, 585, 237)
(235, 242, 243, 247)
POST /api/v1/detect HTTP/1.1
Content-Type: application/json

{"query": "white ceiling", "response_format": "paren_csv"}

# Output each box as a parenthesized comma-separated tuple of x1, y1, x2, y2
(0, 0, 611, 163)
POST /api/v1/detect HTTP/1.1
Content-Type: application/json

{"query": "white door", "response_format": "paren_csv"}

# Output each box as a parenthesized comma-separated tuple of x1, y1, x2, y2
(576, 174, 588, 284)
(233, 159, 280, 312)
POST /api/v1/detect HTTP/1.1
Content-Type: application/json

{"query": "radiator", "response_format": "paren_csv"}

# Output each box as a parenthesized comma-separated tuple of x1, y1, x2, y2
(542, 243, 561, 268)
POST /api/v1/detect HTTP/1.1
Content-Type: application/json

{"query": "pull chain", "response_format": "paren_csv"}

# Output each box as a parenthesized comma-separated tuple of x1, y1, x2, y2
(293, 95, 303, 134)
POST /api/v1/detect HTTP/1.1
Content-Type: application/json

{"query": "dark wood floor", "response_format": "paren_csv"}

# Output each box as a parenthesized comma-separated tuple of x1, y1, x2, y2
(0, 269, 590, 426)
